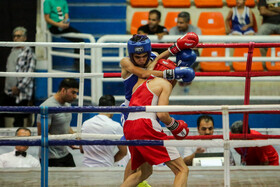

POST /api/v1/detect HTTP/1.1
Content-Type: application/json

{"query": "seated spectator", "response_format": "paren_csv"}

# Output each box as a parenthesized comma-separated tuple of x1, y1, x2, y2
(0, 127, 40, 168)
(258, 0, 280, 35)
(257, 0, 280, 56)
(80, 95, 127, 167)
(43, 0, 88, 71)
(0, 26, 36, 128)
(137, 9, 168, 40)
(231, 120, 279, 165)
(225, 0, 255, 35)
(169, 11, 201, 70)
(137, 9, 168, 54)
(183, 115, 235, 166)
(169, 11, 201, 36)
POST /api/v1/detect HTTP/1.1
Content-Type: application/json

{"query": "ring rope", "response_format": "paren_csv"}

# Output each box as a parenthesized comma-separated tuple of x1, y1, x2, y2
(151, 43, 280, 48)
(1, 138, 280, 148)
(1, 71, 279, 79)
(0, 105, 279, 113)
(170, 111, 280, 115)
(2, 133, 280, 141)
(1, 41, 280, 48)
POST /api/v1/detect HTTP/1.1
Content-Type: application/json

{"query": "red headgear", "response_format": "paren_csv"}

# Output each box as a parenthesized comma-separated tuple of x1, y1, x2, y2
(153, 59, 176, 71)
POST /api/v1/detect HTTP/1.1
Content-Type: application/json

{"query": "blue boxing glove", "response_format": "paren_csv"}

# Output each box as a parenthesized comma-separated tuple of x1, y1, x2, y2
(176, 49, 197, 67)
(163, 67, 195, 82)
(182, 68, 195, 82)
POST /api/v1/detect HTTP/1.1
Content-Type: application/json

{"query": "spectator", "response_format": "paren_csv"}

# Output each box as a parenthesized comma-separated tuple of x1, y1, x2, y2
(0, 127, 40, 168)
(169, 11, 202, 36)
(169, 12, 201, 70)
(80, 95, 127, 167)
(231, 120, 279, 165)
(0, 26, 36, 128)
(257, 0, 280, 56)
(225, 0, 255, 35)
(37, 78, 79, 167)
(121, 59, 193, 187)
(183, 115, 235, 166)
(137, 9, 168, 40)
(43, 0, 87, 71)
(137, 9, 169, 54)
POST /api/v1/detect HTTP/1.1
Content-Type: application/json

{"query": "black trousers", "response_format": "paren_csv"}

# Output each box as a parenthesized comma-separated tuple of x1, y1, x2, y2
(46, 153, 76, 167)
(0, 92, 29, 127)
(49, 26, 84, 43)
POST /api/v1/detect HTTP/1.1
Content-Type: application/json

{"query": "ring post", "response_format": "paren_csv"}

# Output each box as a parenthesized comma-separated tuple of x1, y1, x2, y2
(40, 106, 49, 187)
(222, 106, 230, 187)
(243, 42, 254, 138)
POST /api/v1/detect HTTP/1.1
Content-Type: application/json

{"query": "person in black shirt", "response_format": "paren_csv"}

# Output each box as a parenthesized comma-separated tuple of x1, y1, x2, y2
(137, 9, 168, 40)
(257, 0, 280, 56)
(137, 10, 168, 54)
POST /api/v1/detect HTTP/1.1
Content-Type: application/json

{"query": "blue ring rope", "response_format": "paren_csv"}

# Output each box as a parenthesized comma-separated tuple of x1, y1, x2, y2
(0, 106, 146, 113)
(0, 139, 164, 146)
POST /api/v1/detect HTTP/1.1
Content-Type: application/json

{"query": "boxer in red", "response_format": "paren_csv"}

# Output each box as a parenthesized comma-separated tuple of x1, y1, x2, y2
(121, 59, 194, 187)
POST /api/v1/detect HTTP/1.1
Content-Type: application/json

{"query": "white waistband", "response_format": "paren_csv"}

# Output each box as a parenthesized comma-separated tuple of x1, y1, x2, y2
(127, 112, 157, 120)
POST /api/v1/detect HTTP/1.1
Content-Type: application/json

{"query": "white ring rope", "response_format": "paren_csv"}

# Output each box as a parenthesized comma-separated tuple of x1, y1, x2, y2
(146, 104, 280, 112)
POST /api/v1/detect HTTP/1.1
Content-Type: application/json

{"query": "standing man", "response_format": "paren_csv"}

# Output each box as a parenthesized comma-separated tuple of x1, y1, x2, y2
(0, 127, 40, 168)
(169, 12, 202, 36)
(231, 120, 279, 165)
(80, 95, 127, 167)
(0, 26, 36, 128)
(121, 59, 194, 187)
(183, 115, 235, 166)
(137, 9, 168, 40)
(37, 78, 79, 167)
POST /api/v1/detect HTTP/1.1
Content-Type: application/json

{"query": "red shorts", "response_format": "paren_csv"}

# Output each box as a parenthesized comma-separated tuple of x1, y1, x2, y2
(124, 117, 180, 170)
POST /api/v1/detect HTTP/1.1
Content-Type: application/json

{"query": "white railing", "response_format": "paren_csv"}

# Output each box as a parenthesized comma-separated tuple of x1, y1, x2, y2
(45, 32, 96, 102)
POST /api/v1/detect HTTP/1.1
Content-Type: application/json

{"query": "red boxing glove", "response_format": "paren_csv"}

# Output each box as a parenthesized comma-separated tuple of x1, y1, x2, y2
(168, 32, 199, 55)
(166, 118, 189, 140)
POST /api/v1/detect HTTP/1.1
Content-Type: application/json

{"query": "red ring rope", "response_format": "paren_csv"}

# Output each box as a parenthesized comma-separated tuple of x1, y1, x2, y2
(103, 71, 280, 78)
(151, 43, 280, 48)
(167, 134, 280, 140)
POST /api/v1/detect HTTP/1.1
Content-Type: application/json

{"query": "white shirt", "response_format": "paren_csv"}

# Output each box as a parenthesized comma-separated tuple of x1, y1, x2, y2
(0, 150, 40, 168)
(82, 114, 124, 167)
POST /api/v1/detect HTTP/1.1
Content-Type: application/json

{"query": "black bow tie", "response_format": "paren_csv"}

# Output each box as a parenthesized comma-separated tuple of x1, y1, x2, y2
(15, 151, 27, 157)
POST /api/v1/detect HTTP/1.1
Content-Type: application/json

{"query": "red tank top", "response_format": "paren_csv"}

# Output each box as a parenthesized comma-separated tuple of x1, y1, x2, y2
(129, 80, 158, 107)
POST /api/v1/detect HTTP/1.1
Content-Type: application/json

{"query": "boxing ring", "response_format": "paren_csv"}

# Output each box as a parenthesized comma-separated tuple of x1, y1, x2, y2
(0, 39, 280, 187)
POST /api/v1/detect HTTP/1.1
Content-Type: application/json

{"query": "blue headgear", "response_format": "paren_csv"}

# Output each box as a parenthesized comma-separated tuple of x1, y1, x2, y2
(127, 35, 151, 67)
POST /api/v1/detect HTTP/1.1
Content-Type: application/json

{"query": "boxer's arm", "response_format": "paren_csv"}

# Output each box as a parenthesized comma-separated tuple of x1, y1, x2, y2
(120, 58, 163, 79)
(156, 79, 173, 124)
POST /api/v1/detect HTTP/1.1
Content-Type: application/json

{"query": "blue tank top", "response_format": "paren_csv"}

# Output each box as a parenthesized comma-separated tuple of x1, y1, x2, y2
(123, 52, 157, 102)
(232, 6, 251, 31)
